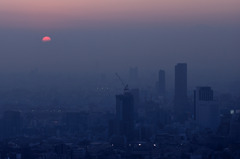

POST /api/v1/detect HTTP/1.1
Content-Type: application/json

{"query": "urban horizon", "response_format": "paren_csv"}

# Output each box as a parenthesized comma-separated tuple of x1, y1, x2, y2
(0, 0, 240, 159)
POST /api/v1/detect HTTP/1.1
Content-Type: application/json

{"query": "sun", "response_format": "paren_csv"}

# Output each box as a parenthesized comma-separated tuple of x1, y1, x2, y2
(42, 36, 51, 42)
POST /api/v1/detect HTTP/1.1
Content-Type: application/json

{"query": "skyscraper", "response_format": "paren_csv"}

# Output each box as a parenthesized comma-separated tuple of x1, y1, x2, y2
(116, 91, 134, 141)
(194, 87, 219, 130)
(174, 63, 188, 121)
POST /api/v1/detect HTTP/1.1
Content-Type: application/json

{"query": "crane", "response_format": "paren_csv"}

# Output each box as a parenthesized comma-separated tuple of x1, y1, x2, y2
(115, 73, 129, 92)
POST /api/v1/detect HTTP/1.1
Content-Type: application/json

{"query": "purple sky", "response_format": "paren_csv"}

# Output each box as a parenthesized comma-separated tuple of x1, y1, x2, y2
(0, 0, 240, 92)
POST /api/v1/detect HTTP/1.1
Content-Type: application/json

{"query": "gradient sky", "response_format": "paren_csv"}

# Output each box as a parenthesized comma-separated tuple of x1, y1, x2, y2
(1, 0, 240, 29)
(0, 0, 240, 92)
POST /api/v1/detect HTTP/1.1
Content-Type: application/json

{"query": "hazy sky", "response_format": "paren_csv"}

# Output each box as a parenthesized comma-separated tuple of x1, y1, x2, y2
(0, 0, 240, 92)
(1, 0, 240, 28)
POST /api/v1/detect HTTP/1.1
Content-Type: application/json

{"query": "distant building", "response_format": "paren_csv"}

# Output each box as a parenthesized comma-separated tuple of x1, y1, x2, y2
(194, 87, 219, 130)
(115, 91, 134, 141)
(174, 63, 188, 121)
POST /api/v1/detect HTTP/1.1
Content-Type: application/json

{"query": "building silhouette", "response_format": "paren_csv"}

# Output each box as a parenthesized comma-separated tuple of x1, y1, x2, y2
(174, 63, 188, 121)
(194, 87, 213, 120)
(115, 91, 134, 141)
(194, 87, 219, 130)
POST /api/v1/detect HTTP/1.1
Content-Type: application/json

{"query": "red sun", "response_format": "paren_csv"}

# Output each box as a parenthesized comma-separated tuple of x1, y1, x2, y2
(42, 36, 51, 42)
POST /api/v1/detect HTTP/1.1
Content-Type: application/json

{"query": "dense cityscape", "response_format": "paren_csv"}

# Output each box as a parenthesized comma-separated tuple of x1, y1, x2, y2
(0, 64, 239, 159)
(1, 0, 240, 158)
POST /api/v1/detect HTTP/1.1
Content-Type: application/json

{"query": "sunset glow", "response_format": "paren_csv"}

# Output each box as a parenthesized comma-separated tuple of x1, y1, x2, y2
(42, 36, 51, 42)
(0, 0, 240, 29)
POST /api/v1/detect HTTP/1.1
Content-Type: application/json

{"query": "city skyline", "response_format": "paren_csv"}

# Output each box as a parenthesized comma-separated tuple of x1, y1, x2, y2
(0, 0, 240, 158)
(0, 0, 239, 94)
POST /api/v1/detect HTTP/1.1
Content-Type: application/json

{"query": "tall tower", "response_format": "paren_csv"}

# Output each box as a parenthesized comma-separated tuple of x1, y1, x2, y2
(116, 91, 134, 141)
(174, 63, 188, 121)
(157, 70, 166, 97)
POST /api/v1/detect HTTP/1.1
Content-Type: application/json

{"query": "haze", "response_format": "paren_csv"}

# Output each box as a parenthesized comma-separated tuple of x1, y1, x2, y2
(0, 0, 240, 93)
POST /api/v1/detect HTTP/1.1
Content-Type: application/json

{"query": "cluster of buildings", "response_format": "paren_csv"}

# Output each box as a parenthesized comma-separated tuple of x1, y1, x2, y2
(108, 63, 240, 158)
(0, 63, 240, 159)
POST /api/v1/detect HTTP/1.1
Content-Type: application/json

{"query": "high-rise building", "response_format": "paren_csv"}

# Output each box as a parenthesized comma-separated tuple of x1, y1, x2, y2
(174, 63, 188, 120)
(156, 70, 166, 97)
(194, 87, 219, 130)
(116, 91, 134, 141)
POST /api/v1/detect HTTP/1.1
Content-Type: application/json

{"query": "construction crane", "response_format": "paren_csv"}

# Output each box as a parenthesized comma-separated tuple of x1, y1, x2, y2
(115, 73, 129, 92)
